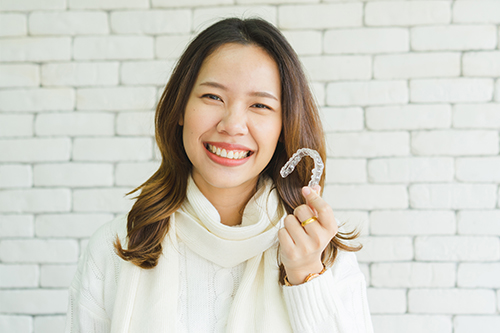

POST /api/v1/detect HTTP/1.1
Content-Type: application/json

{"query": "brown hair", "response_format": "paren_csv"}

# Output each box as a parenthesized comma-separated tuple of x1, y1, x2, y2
(115, 17, 361, 283)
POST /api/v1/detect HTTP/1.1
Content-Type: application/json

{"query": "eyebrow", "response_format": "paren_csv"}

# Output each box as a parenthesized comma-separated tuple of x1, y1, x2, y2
(199, 81, 279, 101)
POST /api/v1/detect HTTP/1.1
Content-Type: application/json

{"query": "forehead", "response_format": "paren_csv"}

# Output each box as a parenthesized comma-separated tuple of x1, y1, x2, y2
(195, 43, 281, 95)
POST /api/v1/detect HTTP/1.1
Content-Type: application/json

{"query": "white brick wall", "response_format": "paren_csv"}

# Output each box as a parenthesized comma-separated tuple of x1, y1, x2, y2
(1, 1, 499, 332)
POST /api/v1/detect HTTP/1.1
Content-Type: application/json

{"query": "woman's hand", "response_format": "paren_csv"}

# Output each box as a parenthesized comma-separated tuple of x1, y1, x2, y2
(278, 185, 338, 285)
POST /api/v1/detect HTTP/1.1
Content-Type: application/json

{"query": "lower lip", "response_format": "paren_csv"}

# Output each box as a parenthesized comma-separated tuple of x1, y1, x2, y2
(205, 146, 252, 166)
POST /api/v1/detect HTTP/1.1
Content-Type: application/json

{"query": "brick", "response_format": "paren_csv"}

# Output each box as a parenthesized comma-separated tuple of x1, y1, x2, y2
(121, 61, 174, 85)
(29, 11, 109, 35)
(457, 210, 500, 236)
(34, 316, 66, 333)
(354, 236, 413, 262)
(326, 81, 408, 106)
(0, 315, 32, 333)
(33, 163, 113, 187)
(463, 51, 500, 77)
(320, 107, 364, 132)
(279, 4, 362, 29)
(73, 188, 135, 213)
(76, 87, 156, 110)
(116, 111, 155, 136)
(0, 239, 78, 263)
(0, 64, 39, 87)
(0, 138, 71, 162)
(281, 31, 322, 56)
(0, 164, 32, 188)
(324, 28, 409, 54)
(0, 289, 67, 314)
(455, 316, 500, 333)
(0, 189, 71, 213)
(324, 159, 366, 184)
(40, 264, 77, 288)
(111, 10, 190, 34)
(458, 263, 500, 288)
(301, 56, 371, 81)
(0, 14, 26, 36)
(154, 0, 232, 7)
(411, 25, 497, 51)
(73, 138, 152, 161)
(453, 1, 500, 23)
(0, 264, 38, 288)
(370, 210, 455, 235)
(192, 6, 277, 33)
(410, 184, 497, 209)
(115, 162, 159, 186)
(366, 104, 451, 130)
(0, 0, 65, 11)
(0, 115, 33, 137)
(35, 112, 114, 136)
(0, 37, 71, 62)
(372, 315, 452, 333)
(411, 78, 493, 103)
(409, 289, 496, 314)
(368, 157, 454, 183)
(327, 132, 409, 157)
(367, 288, 406, 314)
(310, 82, 325, 106)
(371, 263, 456, 288)
(74, 36, 154, 60)
(156, 34, 194, 59)
(366, 1, 451, 26)
(41, 62, 119, 86)
(415, 236, 500, 261)
(0, 88, 75, 112)
(35, 213, 112, 238)
(457, 157, 500, 182)
(374, 53, 460, 79)
(238, 0, 316, 3)
(495, 79, 500, 102)
(453, 103, 500, 128)
(0, 215, 34, 237)
(412, 130, 498, 156)
(69, 0, 149, 9)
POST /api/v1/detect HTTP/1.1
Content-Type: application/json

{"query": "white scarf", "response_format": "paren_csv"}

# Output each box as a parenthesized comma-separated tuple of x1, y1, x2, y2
(110, 176, 292, 332)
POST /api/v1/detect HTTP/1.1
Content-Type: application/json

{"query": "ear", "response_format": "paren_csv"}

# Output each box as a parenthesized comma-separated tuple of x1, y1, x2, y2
(178, 115, 184, 126)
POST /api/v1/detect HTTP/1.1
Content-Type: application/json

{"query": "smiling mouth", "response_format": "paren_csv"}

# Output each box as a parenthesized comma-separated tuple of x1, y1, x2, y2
(205, 143, 252, 160)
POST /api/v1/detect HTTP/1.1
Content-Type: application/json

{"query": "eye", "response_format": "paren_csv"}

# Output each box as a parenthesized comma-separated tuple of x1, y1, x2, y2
(202, 94, 222, 101)
(252, 103, 271, 110)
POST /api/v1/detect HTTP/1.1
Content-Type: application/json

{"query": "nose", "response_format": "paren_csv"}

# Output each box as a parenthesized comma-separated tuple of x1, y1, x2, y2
(216, 106, 248, 136)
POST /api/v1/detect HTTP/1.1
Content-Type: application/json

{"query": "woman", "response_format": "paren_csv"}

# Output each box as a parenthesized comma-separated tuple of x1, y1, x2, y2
(65, 17, 373, 332)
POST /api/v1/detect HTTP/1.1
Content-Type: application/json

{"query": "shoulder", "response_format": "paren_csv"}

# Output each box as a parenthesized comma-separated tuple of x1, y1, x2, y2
(81, 215, 128, 279)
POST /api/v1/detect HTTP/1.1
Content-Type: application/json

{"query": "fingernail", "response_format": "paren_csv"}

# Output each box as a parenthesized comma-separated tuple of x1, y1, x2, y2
(302, 186, 311, 196)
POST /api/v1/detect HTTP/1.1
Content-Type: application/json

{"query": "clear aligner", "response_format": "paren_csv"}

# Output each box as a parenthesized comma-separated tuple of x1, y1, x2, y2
(280, 148, 324, 188)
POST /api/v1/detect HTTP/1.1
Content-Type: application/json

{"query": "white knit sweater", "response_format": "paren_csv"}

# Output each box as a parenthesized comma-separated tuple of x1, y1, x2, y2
(65, 216, 373, 333)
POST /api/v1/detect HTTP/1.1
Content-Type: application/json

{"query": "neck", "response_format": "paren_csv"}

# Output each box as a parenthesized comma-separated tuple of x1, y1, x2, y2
(191, 177, 258, 226)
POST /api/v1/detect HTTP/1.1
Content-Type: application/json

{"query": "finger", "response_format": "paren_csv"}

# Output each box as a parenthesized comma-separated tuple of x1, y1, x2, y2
(302, 186, 337, 235)
(283, 213, 309, 246)
(278, 227, 295, 250)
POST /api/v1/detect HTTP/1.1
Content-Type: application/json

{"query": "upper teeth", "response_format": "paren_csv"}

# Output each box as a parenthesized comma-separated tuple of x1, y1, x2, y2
(207, 144, 249, 160)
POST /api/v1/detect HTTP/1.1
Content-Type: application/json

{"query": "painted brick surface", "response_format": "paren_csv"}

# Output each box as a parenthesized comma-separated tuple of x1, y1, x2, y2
(1, 1, 500, 331)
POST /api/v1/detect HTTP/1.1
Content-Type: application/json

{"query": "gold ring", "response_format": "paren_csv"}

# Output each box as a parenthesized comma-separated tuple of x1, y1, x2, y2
(301, 216, 318, 227)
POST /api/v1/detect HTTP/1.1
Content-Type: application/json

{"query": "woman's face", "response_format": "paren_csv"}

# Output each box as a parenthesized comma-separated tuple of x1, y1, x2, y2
(181, 43, 282, 194)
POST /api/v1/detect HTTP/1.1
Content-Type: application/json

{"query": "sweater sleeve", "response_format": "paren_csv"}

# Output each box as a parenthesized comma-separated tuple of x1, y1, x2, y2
(282, 252, 373, 333)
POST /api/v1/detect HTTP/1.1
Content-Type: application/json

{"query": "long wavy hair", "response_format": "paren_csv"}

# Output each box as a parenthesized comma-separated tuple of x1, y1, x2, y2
(114, 17, 361, 284)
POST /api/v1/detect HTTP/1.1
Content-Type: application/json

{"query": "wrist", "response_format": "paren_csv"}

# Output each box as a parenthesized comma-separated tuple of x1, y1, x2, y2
(284, 262, 325, 286)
